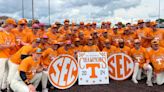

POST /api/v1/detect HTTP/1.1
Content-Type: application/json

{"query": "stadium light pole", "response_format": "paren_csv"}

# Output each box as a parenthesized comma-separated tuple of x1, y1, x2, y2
(22, 0, 24, 18)
(158, 0, 161, 19)
(32, 0, 34, 20)
(48, 0, 51, 25)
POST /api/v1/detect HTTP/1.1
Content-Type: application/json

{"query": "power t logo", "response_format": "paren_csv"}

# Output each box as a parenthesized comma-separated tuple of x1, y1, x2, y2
(78, 52, 109, 85)
(48, 55, 78, 89)
(108, 53, 134, 80)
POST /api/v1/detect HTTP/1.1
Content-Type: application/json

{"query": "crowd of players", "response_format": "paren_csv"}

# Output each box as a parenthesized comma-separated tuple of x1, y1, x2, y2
(0, 18, 164, 92)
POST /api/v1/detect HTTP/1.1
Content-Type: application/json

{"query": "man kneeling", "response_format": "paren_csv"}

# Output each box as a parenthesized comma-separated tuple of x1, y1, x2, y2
(10, 48, 43, 92)
(149, 39, 164, 85)
(131, 39, 153, 86)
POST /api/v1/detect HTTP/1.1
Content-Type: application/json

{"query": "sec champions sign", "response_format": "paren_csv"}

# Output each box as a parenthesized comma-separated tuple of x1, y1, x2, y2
(108, 53, 134, 80)
(48, 55, 78, 89)
(78, 52, 109, 85)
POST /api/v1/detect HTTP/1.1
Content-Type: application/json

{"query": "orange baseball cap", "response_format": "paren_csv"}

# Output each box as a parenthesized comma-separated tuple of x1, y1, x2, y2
(72, 22, 76, 26)
(106, 21, 111, 25)
(67, 31, 72, 35)
(150, 21, 157, 26)
(92, 22, 97, 25)
(52, 40, 60, 45)
(86, 23, 91, 26)
(55, 21, 61, 25)
(102, 22, 105, 25)
(86, 36, 93, 40)
(117, 22, 122, 25)
(5, 18, 16, 25)
(64, 21, 69, 25)
(138, 19, 144, 24)
(18, 19, 26, 25)
(75, 38, 80, 42)
(102, 29, 108, 33)
(80, 22, 84, 25)
(51, 24, 58, 28)
(64, 19, 69, 23)
(134, 39, 140, 43)
(118, 39, 124, 43)
(124, 27, 130, 31)
(22, 18, 28, 24)
(105, 39, 110, 43)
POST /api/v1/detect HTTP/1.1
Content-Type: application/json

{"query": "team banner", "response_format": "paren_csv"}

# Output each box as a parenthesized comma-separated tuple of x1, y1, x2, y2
(78, 52, 109, 85)
(48, 55, 78, 89)
(108, 53, 134, 80)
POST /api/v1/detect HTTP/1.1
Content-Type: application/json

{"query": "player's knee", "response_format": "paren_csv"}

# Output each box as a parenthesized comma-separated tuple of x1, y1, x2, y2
(147, 65, 153, 71)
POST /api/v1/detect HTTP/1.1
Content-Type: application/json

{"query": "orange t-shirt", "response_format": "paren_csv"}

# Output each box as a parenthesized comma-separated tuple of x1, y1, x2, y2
(148, 47, 164, 73)
(116, 46, 131, 56)
(10, 45, 34, 65)
(131, 47, 149, 68)
(58, 26, 71, 34)
(152, 28, 164, 47)
(10, 28, 27, 54)
(83, 29, 93, 37)
(99, 36, 112, 50)
(37, 29, 45, 38)
(22, 31, 37, 44)
(19, 56, 41, 80)
(117, 28, 124, 35)
(136, 27, 153, 48)
(0, 31, 16, 58)
(57, 46, 74, 56)
(111, 32, 122, 47)
(102, 45, 117, 57)
(83, 45, 100, 52)
(46, 30, 61, 41)
(41, 48, 58, 67)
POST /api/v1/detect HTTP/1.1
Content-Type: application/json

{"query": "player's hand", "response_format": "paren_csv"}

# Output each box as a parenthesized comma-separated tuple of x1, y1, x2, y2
(28, 84, 36, 92)
(43, 65, 48, 71)
(36, 66, 43, 73)
(10, 43, 16, 47)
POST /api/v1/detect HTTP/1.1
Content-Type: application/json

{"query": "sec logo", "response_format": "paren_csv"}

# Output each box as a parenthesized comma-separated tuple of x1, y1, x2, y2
(108, 53, 134, 80)
(48, 55, 78, 89)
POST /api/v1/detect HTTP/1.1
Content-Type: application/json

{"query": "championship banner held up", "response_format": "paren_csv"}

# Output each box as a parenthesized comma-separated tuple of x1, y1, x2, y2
(78, 52, 109, 85)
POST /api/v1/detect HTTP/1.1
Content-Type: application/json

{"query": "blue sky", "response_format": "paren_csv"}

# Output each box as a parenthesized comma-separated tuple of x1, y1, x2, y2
(0, 0, 163, 24)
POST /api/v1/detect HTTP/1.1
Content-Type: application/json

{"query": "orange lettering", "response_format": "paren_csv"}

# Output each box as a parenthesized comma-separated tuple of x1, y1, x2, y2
(116, 55, 123, 78)
(108, 57, 115, 77)
(124, 57, 131, 76)
(86, 63, 100, 78)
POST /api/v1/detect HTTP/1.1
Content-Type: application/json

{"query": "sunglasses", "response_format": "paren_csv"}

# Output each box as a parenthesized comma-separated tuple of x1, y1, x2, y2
(33, 28, 40, 30)
(20, 24, 25, 26)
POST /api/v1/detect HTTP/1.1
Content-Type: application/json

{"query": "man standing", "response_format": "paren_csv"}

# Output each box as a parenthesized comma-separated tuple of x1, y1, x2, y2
(0, 18, 16, 91)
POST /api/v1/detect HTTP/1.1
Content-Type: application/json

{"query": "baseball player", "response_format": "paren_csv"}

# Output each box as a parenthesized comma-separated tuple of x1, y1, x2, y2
(148, 39, 164, 85)
(7, 39, 41, 91)
(131, 39, 153, 86)
(10, 48, 43, 92)
(0, 18, 16, 91)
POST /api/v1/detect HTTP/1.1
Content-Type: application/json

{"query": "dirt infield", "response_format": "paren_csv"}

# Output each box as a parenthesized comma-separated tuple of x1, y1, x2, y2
(49, 79, 164, 92)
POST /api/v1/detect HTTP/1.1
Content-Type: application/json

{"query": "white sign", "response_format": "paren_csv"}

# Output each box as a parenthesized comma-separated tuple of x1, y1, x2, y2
(78, 52, 109, 85)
